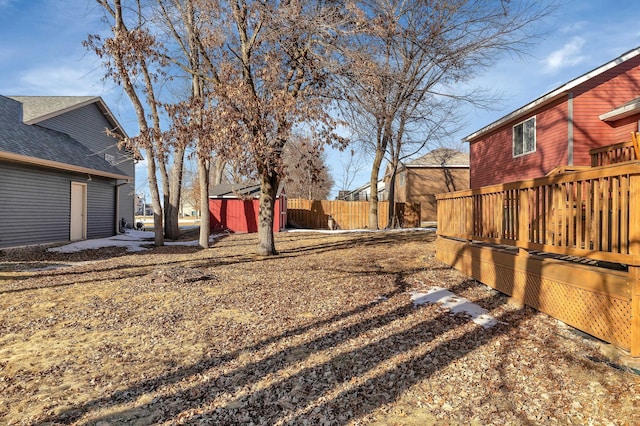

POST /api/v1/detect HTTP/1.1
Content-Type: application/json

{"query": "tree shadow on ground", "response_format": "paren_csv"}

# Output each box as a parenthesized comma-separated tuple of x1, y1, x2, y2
(35, 273, 528, 425)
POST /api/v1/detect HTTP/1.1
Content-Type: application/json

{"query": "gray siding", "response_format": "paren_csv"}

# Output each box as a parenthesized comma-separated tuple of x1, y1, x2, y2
(87, 178, 117, 239)
(0, 161, 70, 247)
(0, 160, 117, 248)
(37, 103, 135, 225)
(118, 181, 135, 225)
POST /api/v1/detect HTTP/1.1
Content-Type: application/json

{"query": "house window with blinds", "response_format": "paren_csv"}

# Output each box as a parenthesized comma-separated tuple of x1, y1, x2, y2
(512, 116, 536, 157)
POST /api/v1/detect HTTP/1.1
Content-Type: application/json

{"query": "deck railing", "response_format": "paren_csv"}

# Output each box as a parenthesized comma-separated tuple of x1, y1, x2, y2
(437, 160, 640, 356)
(437, 162, 640, 266)
(590, 141, 637, 167)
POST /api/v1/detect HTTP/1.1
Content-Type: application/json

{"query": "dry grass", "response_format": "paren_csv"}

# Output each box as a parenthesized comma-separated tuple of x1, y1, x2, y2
(0, 230, 639, 425)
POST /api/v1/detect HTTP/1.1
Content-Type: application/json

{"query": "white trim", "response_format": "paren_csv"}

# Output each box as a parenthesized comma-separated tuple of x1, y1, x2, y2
(465, 46, 640, 142)
(70, 182, 87, 241)
(599, 99, 640, 122)
(0, 150, 131, 180)
(512, 116, 536, 158)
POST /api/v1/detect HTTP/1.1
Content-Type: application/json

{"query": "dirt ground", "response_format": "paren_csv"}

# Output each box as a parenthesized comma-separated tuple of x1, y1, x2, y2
(1, 230, 639, 425)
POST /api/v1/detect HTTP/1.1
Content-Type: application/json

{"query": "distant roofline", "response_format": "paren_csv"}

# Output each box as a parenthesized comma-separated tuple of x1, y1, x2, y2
(405, 164, 469, 169)
(208, 182, 284, 198)
(464, 46, 640, 143)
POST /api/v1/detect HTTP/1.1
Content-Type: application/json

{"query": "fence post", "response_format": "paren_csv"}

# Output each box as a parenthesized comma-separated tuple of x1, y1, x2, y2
(629, 175, 640, 357)
(465, 196, 473, 237)
(518, 188, 530, 251)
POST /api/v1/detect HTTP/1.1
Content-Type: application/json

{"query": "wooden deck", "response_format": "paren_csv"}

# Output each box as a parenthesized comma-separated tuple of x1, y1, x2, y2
(437, 141, 640, 357)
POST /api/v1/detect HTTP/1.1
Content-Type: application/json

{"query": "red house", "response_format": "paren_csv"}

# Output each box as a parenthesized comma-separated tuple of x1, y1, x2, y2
(208, 183, 287, 233)
(466, 46, 640, 188)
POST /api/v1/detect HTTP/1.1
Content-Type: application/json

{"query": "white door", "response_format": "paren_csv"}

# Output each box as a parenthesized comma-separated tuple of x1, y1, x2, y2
(70, 182, 87, 240)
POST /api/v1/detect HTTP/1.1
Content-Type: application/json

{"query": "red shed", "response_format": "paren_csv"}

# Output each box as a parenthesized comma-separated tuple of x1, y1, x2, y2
(208, 183, 287, 233)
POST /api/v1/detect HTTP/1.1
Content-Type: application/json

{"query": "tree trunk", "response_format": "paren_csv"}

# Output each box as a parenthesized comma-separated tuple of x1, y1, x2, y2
(147, 154, 165, 246)
(257, 170, 279, 256)
(212, 157, 225, 186)
(368, 147, 385, 229)
(197, 156, 210, 249)
(165, 146, 186, 240)
(386, 159, 399, 228)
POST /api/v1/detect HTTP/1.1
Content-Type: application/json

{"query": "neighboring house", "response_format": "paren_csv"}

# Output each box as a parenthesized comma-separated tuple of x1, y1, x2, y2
(386, 148, 470, 222)
(179, 200, 199, 217)
(208, 183, 287, 233)
(337, 179, 387, 201)
(0, 95, 134, 248)
(466, 46, 640, 188)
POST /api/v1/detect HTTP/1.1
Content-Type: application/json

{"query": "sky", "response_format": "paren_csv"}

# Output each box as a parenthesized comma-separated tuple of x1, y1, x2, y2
(1, 0, 640, 198)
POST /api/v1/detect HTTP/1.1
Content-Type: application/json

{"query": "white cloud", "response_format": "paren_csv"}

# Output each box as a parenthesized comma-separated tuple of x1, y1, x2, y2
(559, 21, 586, 34)
(18, 64, 103, 95)
(541, 37, 586, 74)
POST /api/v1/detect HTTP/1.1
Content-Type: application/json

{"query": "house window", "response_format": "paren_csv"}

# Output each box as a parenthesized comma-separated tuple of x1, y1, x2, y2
(513, 117, 536, 157)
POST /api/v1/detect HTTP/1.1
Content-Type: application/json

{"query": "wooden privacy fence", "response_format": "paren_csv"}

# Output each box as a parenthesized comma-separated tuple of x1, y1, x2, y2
(287, 199, 420, 230)
(436, 161, 640, 356)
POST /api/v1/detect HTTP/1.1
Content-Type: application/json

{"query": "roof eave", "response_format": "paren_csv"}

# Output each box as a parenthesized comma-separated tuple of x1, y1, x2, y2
(0, 150, 131, 181)
(599, 100, 640, 122)
(464, 91, 567, 142)
(405, 164, 470, 168)
(464, 46, 640, 143)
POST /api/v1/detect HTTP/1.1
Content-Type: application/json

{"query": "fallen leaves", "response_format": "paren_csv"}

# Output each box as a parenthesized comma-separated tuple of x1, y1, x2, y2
(0, 230, 638, 425)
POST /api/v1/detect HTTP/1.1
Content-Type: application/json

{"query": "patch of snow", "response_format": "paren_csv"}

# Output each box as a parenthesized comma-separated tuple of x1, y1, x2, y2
(48, 230, 223, 254)
(410, 286, 498, 329)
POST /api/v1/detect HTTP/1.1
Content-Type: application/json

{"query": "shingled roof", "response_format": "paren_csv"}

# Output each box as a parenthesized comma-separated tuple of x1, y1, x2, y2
(0, 95, 129, 180)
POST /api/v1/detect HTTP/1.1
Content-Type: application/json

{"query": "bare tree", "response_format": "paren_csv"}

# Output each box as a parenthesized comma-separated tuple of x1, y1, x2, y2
(336, 148, 367, 197)
(87, 0, 190, 243)
(341, 0, 555, 229)
(87, 0, 166, 244)
(181, 166, 200, 215)
(189, 0, 347, 255)
(385, 98, 461, 227)
(155, 0, 214, 247)
(283, 135, 334, 200)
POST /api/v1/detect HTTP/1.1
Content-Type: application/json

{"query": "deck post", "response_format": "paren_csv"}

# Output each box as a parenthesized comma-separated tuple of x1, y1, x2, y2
(518, 188, 529, 249)
(629, 175, 640, 357)
(630, 267, 640, 357)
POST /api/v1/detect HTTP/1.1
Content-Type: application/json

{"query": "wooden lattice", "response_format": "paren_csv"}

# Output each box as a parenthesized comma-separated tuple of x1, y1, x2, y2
(437, 237, 634, 353)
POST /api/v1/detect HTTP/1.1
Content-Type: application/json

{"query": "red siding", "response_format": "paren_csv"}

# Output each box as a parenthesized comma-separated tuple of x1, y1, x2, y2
(470, 98, 568, 188)
(209, 197, 286, 233)
(612, 114, 640, 142)
(471, 53, 640, 188)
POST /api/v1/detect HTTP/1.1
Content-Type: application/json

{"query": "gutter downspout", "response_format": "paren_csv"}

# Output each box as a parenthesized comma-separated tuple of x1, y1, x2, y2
(568, 92, 574, 166)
